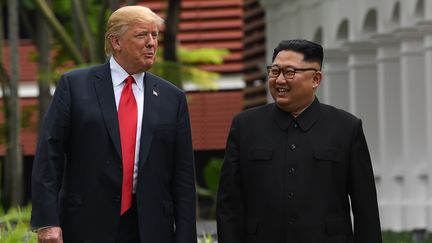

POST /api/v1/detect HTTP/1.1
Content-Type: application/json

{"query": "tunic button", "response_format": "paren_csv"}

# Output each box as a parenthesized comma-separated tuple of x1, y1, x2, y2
(293, 123, 298, 128)
(288, 193, 294, 199)
(290, 144, 296, 150)
(288, 167, 295, 174)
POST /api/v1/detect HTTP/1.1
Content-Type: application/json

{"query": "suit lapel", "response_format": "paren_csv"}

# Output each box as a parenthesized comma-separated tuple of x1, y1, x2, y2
(139, 72, 160, 169)
(93, 63, 122, 158)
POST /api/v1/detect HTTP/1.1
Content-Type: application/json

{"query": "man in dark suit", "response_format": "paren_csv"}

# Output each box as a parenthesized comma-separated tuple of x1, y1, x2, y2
(217, 39, 382, 243)
(31, 6, 197, 243)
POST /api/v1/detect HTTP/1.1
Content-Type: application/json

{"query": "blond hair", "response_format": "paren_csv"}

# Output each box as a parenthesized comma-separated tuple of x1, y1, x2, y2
(104, 5, 164, 56)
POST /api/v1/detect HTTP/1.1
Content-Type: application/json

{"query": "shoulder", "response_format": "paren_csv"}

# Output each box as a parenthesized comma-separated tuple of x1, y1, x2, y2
(59, 63, 108, 86)
(234, 103, 274, 121)
(63, 63, 106, 78)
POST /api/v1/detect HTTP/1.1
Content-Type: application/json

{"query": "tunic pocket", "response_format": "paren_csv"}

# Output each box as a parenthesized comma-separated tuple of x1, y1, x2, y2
(247, 148, 273, 161)
(314, 147, 342, 162)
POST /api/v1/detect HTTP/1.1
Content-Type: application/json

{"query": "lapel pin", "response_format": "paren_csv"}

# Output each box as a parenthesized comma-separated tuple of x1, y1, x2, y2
(153, 89, 158, 96)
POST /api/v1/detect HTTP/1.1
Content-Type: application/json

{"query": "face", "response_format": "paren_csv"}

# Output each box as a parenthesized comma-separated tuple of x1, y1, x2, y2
(111, 21, 158, 74)
(268, 50, 321, 114)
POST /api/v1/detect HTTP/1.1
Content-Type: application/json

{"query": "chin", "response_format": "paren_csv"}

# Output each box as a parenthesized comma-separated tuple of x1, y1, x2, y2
(275, 96, 291, 104)
(139, 61, 154, 70)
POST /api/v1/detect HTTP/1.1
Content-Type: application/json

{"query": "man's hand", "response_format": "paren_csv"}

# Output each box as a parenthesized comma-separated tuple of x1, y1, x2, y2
(37, 226, 63, 243)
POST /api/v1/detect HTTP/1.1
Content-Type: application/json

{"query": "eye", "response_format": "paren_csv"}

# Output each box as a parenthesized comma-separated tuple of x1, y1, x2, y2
(284, 69, 295, 76)
(136, 33, 147, 39)
(270, 68, 280, 75)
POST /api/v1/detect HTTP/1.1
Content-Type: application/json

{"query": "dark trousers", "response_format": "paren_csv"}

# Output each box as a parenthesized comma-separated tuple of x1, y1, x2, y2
(116, 195, 139, 243)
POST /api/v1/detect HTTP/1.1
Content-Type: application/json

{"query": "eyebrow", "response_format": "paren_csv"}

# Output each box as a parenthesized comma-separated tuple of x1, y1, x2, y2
(270, 64, 297, 69)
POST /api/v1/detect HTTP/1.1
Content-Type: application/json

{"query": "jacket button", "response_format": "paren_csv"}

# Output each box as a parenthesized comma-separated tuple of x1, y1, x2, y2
(290, 144, 296, 150)
(288, 167, 295, 174)
(293, 123, 298, 128)
(288, 193, 294, 199)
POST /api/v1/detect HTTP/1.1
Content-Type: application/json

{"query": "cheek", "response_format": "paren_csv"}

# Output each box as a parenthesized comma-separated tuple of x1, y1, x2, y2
(268, 79, 276, 88)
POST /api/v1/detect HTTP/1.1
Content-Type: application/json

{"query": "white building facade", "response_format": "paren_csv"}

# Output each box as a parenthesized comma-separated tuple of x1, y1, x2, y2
(259, 0, 432, 231)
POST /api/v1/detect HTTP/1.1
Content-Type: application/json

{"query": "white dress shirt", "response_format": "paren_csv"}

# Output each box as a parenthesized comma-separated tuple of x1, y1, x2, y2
(110, 57, 144, 193)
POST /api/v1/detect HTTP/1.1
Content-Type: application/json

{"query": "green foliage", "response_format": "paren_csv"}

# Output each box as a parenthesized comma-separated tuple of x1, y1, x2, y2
(0, 205, 37, 242)
(178, 48, 229, 65)
(203, 158, 223, 196)
(196, 158, 223, 200)
(151, 61, 218, 89)
(21, 105, 37, 129)
(52, 0, 71, 15)
(21, 0, 36, 9)
(151, 47, 229, 89)
(198, 231, 216, 243)
(196, 158, 223, 218)
(382, 231, 432, 243)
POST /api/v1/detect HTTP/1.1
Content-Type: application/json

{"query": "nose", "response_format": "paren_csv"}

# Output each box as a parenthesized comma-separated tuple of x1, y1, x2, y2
(275, 72, 287, 84)
(146, 35, 156, 48)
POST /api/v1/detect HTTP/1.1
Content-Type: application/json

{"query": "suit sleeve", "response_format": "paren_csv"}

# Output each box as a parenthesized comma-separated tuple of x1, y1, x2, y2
(173, 94, 197, 243)
(217, 115, 244, 243)
(31, 74, 71, 228)
(348, 120, 382, 243)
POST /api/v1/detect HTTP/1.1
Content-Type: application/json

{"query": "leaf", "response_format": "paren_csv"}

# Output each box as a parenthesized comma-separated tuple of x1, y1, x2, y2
(203, 158, 223, 198)
(178, 48, 229, 64)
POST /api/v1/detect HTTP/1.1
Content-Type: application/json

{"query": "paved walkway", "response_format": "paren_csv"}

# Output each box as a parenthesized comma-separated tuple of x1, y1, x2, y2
(196, 220, 217, 242)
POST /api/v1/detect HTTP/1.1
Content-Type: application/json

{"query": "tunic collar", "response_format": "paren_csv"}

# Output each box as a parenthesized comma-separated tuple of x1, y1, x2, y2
(273, 97, 321, 131)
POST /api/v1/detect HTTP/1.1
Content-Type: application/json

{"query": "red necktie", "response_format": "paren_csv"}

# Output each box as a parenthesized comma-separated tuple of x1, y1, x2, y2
(118, 75, 137, 215)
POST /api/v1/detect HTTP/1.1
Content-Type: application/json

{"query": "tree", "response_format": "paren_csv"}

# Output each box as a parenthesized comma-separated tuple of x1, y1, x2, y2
(36, 0, 53, 131)
(3, 0, 23, 208)
(34, 0, 85, 64)
(163, 0, 181, 85)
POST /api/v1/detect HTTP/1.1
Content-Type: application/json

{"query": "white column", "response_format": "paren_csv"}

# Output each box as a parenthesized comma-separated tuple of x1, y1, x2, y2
(371, 34, 403, 231)
(395, 27, 428, 230)
(322, 49, 349, 111)
(344, 41, 379, 163)
(418, 20, 432, 232)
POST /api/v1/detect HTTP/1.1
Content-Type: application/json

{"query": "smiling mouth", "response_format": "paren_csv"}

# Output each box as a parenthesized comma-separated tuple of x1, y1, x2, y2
(276, 87, 289, 95)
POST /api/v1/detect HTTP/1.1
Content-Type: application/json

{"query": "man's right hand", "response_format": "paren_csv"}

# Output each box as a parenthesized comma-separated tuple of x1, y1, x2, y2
(37, 226, 63, 243)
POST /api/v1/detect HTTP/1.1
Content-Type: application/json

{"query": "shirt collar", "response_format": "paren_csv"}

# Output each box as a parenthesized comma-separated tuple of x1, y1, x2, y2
(109, 56, 144, 91)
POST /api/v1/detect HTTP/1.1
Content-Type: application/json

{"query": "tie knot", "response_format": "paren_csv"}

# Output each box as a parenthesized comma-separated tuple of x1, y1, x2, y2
(125, 75, 135, 85)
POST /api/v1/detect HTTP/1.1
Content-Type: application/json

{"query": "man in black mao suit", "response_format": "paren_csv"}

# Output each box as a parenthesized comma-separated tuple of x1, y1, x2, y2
(217, 39, 382, 243)
(31, 6, 197, 243)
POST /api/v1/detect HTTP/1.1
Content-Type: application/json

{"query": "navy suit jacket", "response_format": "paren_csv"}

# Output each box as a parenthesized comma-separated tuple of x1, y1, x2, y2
(217, 98, 381, 243)
(31, 62, 197, 243)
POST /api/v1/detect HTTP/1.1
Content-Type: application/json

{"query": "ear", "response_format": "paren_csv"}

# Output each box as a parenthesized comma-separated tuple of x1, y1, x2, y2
(312, 71, 322, 89)
(110, 36, 121, 52)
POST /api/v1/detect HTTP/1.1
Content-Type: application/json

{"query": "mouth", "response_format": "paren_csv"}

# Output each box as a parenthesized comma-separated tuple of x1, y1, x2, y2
(275, 87, 290, 95)
(144, 53, 154, 58)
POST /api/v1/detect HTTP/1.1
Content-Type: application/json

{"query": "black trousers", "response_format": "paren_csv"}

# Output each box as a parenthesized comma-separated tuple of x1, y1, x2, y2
(116, 195, 139, 243)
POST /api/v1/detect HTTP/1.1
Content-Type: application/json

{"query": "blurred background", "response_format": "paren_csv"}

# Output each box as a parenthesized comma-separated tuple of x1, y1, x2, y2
(0, 0, 431, 242)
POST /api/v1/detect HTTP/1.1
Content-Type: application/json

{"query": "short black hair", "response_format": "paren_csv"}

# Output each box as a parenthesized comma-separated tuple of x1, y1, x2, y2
(272, 39, 323, 69)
